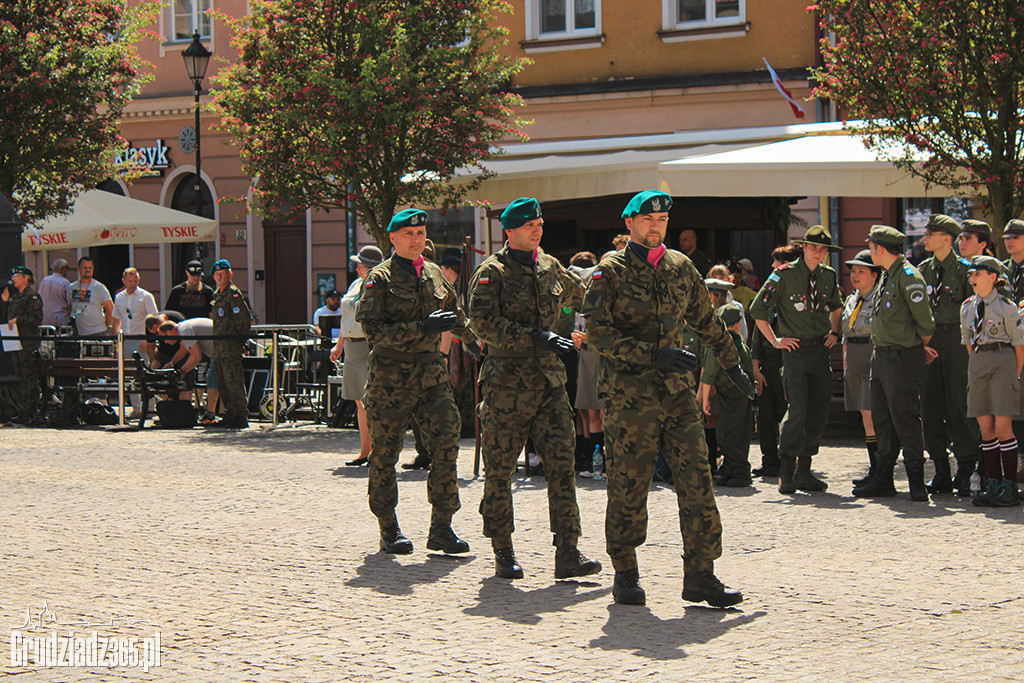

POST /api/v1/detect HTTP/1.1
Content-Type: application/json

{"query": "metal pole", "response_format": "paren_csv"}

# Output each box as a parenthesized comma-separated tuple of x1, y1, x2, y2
(193, 83, 203, 260)
(272, 331, 279, 428)
(116, 329, 125, 427)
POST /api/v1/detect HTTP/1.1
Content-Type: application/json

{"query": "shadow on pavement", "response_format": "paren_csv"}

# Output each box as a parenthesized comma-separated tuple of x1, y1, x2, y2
(462, 576, 612, 625)
(588, 604, 766, 660)
(762, 491, 865, 509)
(345, 551, 471, 596)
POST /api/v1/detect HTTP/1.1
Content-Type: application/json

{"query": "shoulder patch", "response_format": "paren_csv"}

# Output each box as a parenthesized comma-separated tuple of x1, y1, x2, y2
(365, 280, 375, 288)
(767, 272, 781, 283)
(592, 270, 603, 280)
(960, 257, 970, 267)
(478, 276, 490, 286)
(910, 290, 926, 303)
(904, 265, 914, 276)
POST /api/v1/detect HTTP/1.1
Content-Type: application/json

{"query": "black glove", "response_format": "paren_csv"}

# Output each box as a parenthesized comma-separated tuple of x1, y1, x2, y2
(650, 346, 699, 373)
(530, 329, 575, 357)
(726, 365, 756, 400)
(462, 340, 482, 361)
(418, 310, 458, 335)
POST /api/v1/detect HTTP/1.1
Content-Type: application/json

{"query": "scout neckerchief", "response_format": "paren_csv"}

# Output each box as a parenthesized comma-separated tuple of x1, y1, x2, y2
(930, 263, 944, 307)
(808, 268, 820, 312)
(973, 298, 985, 344)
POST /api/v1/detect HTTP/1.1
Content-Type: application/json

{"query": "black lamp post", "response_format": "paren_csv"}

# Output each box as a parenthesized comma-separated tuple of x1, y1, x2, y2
(182, 31, 212, 260)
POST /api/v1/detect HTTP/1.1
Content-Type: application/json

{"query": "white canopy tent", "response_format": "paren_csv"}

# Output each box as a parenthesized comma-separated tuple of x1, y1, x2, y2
(21, 189, 218, 251)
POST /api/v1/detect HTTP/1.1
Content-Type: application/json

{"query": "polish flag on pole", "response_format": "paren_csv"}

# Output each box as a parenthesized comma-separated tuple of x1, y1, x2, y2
(764, 57, 805, 119)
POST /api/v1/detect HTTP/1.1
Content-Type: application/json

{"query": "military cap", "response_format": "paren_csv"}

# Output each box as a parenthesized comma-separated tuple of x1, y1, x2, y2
(960, 219, 991, 240)
(705, 277, 735, 293)
(500, 197, 542, 231)
(866, 224, 906, 249)
(11, 265, 33, 278)
(967, 255, 1006, 275)
(211, 259, 231, 273)
(926, 213, 961, 237)
(716, 304, 743, 327)
(439, 255, 462, 270)
(186, 259, 204, 274)
(621, 190, 673, 218)
(1003, 219, 1024, 236)
(388, 208, 429, 233)
(350, 244, 384, 268)
(844, 249, 880, 271)
(794, 225, 841, 251)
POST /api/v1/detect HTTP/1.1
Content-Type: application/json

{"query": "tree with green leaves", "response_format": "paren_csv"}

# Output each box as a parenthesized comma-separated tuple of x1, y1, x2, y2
(810, 0, 1024, 244)
(213, 0, 527, 252)
(0, 0, 154, 222)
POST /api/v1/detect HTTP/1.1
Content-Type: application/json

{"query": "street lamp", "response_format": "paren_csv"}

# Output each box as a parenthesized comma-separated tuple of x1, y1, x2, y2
(182, 30, 212, 258)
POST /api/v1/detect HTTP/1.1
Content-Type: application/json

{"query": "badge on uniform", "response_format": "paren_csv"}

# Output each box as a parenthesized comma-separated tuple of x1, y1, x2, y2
(904, 265, 914, 276)
(592, 270, 603, 280)
(886, 301, 892, 308)
(794, 302, 805, 312)
(365, 280, 375, 288)
(910, 291, 925, 303)
(768, 273, 780, 283)
(990, 324, 1000, 335)
(218, 308, 224, 316)
(478, 276, 490, 286)
(233, 306, 240, 314)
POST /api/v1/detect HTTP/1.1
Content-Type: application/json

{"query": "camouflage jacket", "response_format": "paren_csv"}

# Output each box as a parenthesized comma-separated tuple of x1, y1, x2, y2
(3, 287, 43, 352)
(211, 283, 251, 358)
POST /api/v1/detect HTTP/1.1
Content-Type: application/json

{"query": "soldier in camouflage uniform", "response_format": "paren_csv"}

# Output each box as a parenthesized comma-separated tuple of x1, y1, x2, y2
(1, 266, 43, 424)
(469, 197, 602, 580)
(356, 209, 479, 556)
(582, 190, 752, 608)
(209, 259, 252, 430)
(1002, 219, 1024, 482)
(853, 225, 935, 501)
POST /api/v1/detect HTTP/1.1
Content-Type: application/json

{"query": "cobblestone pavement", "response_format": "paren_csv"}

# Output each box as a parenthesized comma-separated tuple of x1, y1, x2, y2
(1, 422, 1021, 682)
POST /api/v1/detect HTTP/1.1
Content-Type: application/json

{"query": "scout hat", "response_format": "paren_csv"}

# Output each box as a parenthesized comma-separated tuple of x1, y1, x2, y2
(621, 190, 673, 218)
(211, 259, 231, 273)
(967, 255, 1006, 275)
(844, 249, 880, 271)
(960, 219, 991, 240)
(866, 225, 905, 248)
(501, 197, 542, 231)
(350, 244, 384, 268)
(705, 277, 735, 293)
(1003, 219, 1024, 236)
(716, 304, 743, 327)
(794, 225, 841, 251)
(186, 259, 204, 274)
(926, 213, 961, 237)
(11, 265, 33, 277)
(388, 208, 428, 232)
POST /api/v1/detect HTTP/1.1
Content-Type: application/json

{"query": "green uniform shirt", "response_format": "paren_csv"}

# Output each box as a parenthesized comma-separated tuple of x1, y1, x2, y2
(469, 244, 584, 390)
(750, 258, 842, 338)
(2, 287, 43, 352)
(210, 282, 251, 358)
(871, 256, 935, 348)
(919, 250, 971, 325)
(1004, 257, 1024, 303)
(749, 312, 782, 365)
(581, 246, 739, 397)
(702, 330, 753, 393)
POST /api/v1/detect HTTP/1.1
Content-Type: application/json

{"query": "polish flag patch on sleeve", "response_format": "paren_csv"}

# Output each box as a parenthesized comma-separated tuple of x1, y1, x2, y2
(365, 280, 374, 288)
(592, 270, 603, 280)
(478, 276, 490, 285)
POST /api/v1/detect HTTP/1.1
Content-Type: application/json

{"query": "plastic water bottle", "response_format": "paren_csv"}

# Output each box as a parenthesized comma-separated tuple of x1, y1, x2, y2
(969, 471, 981, 501)
(592, 445, 604, 481)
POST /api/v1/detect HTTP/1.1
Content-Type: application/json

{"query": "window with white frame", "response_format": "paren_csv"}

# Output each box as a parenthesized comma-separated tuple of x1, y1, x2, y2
(528, 0, 600, 39)
(169, 0, 212, 42)
(670, 0, 744, 27)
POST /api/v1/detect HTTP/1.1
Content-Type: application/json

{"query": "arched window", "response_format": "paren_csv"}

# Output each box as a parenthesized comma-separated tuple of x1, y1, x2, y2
(169, 173, 216, 284)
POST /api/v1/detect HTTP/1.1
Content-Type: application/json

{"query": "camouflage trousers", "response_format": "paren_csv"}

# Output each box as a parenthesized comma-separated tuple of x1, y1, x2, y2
(14, 350, 40, 414)
(364, 380, 461, 524)
(479, 381, 581, 549)
(604, 387, 722, 573)
(213, 354, 247, 420)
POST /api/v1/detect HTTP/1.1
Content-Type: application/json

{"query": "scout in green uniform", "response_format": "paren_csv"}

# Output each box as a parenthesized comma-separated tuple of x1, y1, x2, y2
(917, 214, 979, 495)
(469, 197, 601, 580)
(957, 220, 993, 260)
(356, 209, 478, 556)
(853, 225, 935, 501)
(750, 225, 843, 494)
(209, 260, 252, 429)
(1, 266, 43, 424)
(583, 190, 752, 608)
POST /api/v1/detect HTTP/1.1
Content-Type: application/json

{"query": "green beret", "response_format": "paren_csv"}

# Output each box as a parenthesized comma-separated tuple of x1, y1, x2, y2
(961, 219, 991, 239)
(11, 265, 33, 278)
(500, 197, 542, 231)
(926, 213, 961, 237)
(795, 224, 841, 251)
(967, 255, 1006, 275)
(621, 190, 673, 218)
(716, 304, 743, 327)
(844, 249, 880, 271)
(1003, 219, 1024, 237)
(388, 208, 429, 232)
(867, 224, 906, 249)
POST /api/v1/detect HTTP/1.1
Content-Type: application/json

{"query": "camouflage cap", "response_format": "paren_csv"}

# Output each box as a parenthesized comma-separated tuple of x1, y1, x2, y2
(960, 219, 991, 240)
(926, 213, 961, 237)
(500, 197, 542, 231)
(716, 304, 743, 327)
(1003, 219, 1024, 237)
(866, 225, 905, 249)
(621, 190, 673, 218)
(967, 255, 1006, 275)
(794, 224, 841, 251)
(844, 249, 880, 271)
(388, 208, 429, 233)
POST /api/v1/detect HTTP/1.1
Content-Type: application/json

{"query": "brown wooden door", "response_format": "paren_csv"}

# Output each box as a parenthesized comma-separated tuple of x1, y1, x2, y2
(263, 222, 307, 324)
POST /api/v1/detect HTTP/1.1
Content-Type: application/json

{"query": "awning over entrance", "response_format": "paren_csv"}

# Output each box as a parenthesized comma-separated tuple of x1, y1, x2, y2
(656, 134, 954, 198)
(21, 189, 218, 251)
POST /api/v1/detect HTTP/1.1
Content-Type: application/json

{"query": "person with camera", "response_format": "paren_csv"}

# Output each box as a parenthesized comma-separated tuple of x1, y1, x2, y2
(2, 266, 44, 425)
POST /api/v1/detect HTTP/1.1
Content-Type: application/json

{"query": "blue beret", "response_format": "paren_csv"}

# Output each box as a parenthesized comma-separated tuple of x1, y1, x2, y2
(501, 197, 543, 230)
(388, 209, 429, 232)
(622, 190, 673, 218)
(211, 259, 231, 273)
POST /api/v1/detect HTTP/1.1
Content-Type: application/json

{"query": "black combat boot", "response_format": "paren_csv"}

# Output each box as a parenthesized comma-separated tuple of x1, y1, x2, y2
(906, 465, 928, 501)
(426, 525, 469, 554)
(778, 458, 796, 494)
(554, 546, 602, 579)
(852, 465, 897, 498)
(794, 457, 828, 491)
(494, 547, 524, 579)
(612, 569, 646, 605)
(953, 460, 975, 497)
(925, 455, 953, 494)
(682, 566, 744, 608)
(379, 522, 414, 554)
(853, 439, 878, 487)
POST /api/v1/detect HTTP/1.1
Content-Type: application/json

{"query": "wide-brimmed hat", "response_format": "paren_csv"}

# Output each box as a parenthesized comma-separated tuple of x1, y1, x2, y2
(794, 225, 841, 251)
(350, 245, 384, 268)
(844, 249, 880, 271)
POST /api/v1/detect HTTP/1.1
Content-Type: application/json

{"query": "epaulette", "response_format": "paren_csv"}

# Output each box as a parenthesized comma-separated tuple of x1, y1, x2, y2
(959, 257, 971, 267)
(904, 264, 914, 276)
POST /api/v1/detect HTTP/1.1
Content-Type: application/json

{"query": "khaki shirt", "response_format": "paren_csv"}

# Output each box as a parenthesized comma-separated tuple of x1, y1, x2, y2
(750, 258, 842, 339)
(919, 251, 971, 325)
(960, 290, 1024, 346)
(469, 244, 584, 390)
(210, 283, 252, 358)
(871, 257, 935, 348)
(581, 246, 738, 398)
(841, 283, 879, 340)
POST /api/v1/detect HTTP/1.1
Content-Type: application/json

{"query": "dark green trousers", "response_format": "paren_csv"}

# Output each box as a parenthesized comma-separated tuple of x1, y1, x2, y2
(871, 346, 926, 469)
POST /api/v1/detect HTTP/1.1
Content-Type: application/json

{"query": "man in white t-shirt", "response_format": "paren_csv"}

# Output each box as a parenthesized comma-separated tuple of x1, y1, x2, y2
(111, 267, 158, 415)
(313, 288, 342, 336)
(67, 256, 113, 337)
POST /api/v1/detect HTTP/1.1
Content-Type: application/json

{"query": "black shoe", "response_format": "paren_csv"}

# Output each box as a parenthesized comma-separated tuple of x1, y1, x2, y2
(554, 547, 602, 579)
(713, 472, 732, 486)
(612, 569, 646, 605)
(682, 570, 744, 608)
(723, 476, 753, 487)
(795, 458, 828, 491)
(426, 525, 469, 554)
(401, 454, 431, 470)
(379, 524, 413, 554)
(495, 547, 524, 579)
(852, 471, 873, 487)
(926, 474, 954, 494)
(752, 464, 780, 477)
(346, 457, 368, 467)
(907, 469, 928, 501)
(852, 473, 897, 498)
(778, 459, 796, 494)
